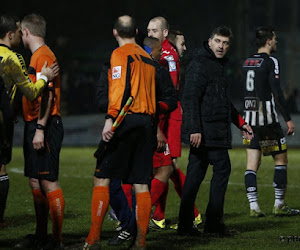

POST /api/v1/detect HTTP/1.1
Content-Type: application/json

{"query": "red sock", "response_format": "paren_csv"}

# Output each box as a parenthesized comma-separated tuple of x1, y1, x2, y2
(170, 168, 199, 217)
(32, 189, 49, 241)
(150, 178, 167, 207)
(152, 182, 169, 221)
(46, 188, 65, 242)
(122, 184, 133, 208)
(135, 191, 151, 247)
(85, 186, 109, 245)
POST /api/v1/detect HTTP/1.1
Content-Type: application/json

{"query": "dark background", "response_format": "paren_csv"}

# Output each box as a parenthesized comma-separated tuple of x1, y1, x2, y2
(2, 0, 300, 115)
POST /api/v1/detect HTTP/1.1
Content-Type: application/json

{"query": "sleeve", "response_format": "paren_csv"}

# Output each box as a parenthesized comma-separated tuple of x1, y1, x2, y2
(10, 53, 46, 101)
(106, 50, 127, 119)
(268, 57, 291, 122)
(156, 66, 178, 114)
(95, 61, 109, 113)
(182, 58, 207, 135)
(231, 103, 246, 128)
(36, 54, 55, 89)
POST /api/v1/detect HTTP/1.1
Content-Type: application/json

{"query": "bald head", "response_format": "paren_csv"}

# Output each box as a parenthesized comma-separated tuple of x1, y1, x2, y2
(147, 16, 169, 42)
(114, 15, 137, 38)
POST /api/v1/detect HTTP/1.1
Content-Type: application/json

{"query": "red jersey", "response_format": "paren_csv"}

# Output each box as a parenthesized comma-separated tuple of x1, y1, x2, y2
(22, 45, 61, 121)
(159, 38, 180, 91)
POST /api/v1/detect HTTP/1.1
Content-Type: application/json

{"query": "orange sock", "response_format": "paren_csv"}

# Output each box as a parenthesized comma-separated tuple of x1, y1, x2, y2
(85, 186, 109, 245)
(135, 191, 151, 247)
(32, 189, 49, 241)
(46, 188, 65, 242)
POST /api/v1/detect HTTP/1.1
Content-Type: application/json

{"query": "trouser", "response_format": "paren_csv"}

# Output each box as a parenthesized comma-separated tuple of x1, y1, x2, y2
(178, 146, 231, 229)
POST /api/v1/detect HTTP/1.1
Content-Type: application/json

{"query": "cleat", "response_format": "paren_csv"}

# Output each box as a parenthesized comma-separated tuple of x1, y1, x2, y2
(171, 214, 202, 230)
(250, 209, 265, 218)
(15, 234, 47, 248)
(108, 229, 132, 246)
(149, 218, 165, 230)
(82, 241, 101, 250)
(193, 213, 203, 227)
(177, 227, 202, 236)
(42, 239, 64, 250)
(272, 205, 300, 217)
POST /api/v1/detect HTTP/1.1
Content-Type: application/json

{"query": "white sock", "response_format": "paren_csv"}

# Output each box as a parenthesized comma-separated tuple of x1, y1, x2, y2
(274, 199, 285, 208)
(250, 201, 260, 211)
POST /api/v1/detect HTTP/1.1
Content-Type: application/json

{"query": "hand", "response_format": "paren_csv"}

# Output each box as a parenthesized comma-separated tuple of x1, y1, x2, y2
(156, 127, 166, 152)
(241, 124, 254, 140)
(190, 133, 201, 148)
(102, 118, 114, 142)
(33, 129, 45, 150)
(286, 120, 295, 135)
(41, 61, 60, 81)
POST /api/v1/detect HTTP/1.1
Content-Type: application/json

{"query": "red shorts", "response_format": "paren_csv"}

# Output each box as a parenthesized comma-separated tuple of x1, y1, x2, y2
(167, 104, 182, 158)
(153, 143, 172, 168)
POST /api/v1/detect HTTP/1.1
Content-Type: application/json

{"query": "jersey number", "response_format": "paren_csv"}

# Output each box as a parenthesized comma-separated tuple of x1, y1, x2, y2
(246, 70, 255, 91)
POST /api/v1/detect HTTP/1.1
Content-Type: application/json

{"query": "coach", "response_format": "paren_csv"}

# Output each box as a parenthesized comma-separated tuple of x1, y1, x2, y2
(178, 26, 253, 236)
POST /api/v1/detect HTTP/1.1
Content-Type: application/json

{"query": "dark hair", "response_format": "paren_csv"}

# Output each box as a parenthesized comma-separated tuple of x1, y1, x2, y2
(0, 14, 19, 39)
(210, 26, 233, 42)
(168, 29, 184, 47)
(143, 36, 160, 49)
(255, 26, 275, 48)
(114, 15, 137, 38)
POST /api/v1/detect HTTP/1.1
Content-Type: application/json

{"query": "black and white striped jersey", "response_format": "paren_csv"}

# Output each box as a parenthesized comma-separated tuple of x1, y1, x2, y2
(241, 53, 291, 126)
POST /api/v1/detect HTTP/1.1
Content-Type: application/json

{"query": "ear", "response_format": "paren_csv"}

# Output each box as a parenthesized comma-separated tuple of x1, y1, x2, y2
(135, 28, 138, 35)
(163, 29, 169, 38)
(22, 28, 29, 37)
(208, 38, 212, 47)
(113, 29, 118, 37)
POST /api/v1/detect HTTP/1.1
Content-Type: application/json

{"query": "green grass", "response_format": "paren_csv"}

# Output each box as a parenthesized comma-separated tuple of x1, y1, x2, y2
(1, 147, 300, 249)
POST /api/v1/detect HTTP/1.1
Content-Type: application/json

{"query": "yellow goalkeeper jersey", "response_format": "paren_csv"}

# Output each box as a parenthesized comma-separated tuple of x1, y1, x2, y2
(0, 44, 46, 104)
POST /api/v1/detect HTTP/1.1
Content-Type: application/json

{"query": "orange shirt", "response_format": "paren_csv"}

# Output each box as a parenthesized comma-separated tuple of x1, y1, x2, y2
(107, 43, 156, 118)
(22, 45, 61, 121)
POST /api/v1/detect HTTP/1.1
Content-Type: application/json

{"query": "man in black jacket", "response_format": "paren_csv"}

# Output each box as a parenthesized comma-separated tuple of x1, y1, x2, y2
(178, 26, 253, 236)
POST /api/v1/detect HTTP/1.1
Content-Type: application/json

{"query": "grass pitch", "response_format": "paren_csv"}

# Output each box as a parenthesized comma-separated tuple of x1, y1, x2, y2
(0, 146, 300, 249)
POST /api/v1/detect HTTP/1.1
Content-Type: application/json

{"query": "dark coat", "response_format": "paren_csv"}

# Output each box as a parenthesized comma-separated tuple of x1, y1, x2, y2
(181, 41, 244, 148)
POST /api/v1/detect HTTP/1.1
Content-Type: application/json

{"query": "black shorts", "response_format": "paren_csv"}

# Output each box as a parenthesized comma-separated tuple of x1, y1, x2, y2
(95, 114, 155, 185)
(243, 123, 287, 156)
(0, 116, 14, 165)
(24, 116, 64, 181)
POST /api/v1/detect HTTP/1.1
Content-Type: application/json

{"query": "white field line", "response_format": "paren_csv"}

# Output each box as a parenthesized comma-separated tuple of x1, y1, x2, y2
(8, 167, 300, 188)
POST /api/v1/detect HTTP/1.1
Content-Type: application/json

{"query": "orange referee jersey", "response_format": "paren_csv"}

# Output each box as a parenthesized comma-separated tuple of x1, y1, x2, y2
(107, 43, 156, 118)
(22, 45, 61, 121)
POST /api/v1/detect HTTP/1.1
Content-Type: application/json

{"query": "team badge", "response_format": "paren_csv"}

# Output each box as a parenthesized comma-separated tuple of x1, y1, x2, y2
(112, 66, 121, 79)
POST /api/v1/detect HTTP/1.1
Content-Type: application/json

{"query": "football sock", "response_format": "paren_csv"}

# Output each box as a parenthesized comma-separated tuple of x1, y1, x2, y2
(274, 165, 287, 208)
(0, 174, 9, 222)
(85, 186, 109, 245)
(170, 168, 199, 218)
(135, 191, 151, 247)
(245, 170, 259, 210)
(152, 181, 168, 221)
(32, 189, 49, 241)
(46, 188, 65, 242)
(150, 178, 167, 206)
(122, 184, 133, 208)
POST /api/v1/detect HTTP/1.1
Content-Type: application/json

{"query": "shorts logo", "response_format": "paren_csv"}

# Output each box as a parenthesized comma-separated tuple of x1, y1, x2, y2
(280, 137, 286, 145)
(164, 144, 170, 156)
(168, 61, 177, 72)
(112, 66, 121, 80)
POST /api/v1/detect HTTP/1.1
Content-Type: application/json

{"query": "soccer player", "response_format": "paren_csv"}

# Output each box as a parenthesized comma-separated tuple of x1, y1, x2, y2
(0, 14, 58, 229)
(242, 26, 299, 217)
(147, 16, 202, 229)
(178, 26, 253, 236)
(14, 14, 64, 249)
(83, 15, 156, 249)
(168, 30, 187, 58)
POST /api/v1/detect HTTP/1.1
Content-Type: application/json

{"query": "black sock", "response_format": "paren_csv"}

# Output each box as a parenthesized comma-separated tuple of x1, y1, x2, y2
(0, 174, 9, 222)
(274, 165, 287, 203)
